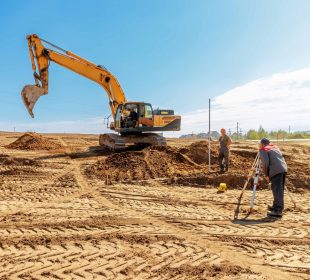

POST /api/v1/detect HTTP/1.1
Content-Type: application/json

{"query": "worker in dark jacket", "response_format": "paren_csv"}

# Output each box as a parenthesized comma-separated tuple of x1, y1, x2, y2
(259, 138, 287, 218)
(218, 128, 232, 172)
(126, 108, 138, 128)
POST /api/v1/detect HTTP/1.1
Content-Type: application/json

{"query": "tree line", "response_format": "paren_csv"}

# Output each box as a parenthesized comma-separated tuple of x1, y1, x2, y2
(231, 126, 310, 140)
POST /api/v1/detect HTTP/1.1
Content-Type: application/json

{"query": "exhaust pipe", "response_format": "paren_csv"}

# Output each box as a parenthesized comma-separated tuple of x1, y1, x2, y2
(21, 84, 46, 118)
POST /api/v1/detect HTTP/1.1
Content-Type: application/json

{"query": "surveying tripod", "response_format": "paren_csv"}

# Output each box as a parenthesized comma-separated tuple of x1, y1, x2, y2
(234, 152, 260, 219)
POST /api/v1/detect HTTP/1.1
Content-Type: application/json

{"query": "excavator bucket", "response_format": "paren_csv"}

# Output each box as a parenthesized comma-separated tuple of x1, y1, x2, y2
(21, 85, 46, 118)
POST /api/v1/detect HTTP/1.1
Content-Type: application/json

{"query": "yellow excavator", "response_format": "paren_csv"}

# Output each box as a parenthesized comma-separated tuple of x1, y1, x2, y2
(21, 34, 181, 149)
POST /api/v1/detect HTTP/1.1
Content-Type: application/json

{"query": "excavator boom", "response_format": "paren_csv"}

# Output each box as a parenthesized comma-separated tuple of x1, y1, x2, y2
(22, 34, 126, 118)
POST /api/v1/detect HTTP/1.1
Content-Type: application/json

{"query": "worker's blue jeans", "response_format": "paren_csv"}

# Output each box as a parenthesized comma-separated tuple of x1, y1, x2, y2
(270, 172, 286, 213)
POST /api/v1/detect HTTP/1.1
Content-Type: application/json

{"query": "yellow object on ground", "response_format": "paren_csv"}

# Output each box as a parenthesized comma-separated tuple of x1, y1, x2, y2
(218, 183, 227, 192)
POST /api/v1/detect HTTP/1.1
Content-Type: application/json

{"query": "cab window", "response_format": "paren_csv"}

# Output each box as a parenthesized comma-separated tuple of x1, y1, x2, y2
(115, 105, 122, 123)
(144, 104, 153, 119)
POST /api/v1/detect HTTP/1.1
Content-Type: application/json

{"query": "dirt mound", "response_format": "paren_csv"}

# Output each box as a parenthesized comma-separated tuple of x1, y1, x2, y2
(168, 172, 269, 189)
(167, 172, 243, 188)
(85, 143, 261, 184)
(156, 262, 251, 279)
(302, 146, 310, 155)
(0, 154, 43, 176)
(86, 141, 310, 190)
(6, 132, 63, 151)
(180, 141, 257, 168)
(0, 154, 42, 167)
(85, 146, 204, 183)
(179, 141, 218, 164)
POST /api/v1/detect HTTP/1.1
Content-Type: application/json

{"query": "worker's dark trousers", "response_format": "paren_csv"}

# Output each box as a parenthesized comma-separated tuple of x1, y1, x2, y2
(270, 172, 286, 213)
(218, 149, 229, 170)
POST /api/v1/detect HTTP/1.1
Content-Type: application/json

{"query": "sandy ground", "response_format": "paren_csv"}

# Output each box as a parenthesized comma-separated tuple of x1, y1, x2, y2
(0, 132, 309, 279)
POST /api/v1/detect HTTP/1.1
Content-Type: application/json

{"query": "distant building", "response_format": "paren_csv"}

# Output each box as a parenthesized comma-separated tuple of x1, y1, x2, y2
(179, 131, 220, 140)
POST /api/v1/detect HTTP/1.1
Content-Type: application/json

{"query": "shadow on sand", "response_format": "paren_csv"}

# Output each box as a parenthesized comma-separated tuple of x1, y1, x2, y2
(232, 215, 280, 225)
(35, 145, 148, 160)
(35, 146, 113, 160)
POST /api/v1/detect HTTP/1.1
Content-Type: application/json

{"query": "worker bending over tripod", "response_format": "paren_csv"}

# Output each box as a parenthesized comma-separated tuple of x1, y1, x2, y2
(259, 138, 288, 218)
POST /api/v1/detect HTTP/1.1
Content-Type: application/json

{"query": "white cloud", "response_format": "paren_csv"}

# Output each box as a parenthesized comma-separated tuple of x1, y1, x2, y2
(180, 67, 310, 135)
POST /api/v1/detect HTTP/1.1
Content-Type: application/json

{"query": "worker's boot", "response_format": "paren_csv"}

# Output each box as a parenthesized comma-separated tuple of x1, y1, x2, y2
(220, 164, 225, 173)
(267, 205, 274, 211)
(267, 210, 283, 218)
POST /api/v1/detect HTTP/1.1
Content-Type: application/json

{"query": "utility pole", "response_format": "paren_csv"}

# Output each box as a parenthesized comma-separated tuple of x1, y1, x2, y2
(237, 122, 239, 140)
(208, 98, 211, 172)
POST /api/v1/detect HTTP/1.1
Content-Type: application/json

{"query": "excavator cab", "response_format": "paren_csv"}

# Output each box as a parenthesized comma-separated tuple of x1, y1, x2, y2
(113, 102, 154, 133)
(112, 102, 181, 136)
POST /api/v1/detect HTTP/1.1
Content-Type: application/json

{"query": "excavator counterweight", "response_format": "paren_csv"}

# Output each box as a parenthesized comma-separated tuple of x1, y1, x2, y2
(21, 34, 181, 150)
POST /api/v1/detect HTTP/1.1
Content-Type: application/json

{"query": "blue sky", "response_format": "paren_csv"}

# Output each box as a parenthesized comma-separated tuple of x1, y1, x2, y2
(0, 0, 309, 134)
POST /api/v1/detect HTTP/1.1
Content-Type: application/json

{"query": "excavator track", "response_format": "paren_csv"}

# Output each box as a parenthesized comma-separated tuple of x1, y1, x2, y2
(99, 133, 166, 150)
(99, 134, 126, 150)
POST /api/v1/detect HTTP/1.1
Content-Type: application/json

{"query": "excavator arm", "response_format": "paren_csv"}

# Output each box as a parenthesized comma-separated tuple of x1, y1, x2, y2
(22, 34, 126, 118)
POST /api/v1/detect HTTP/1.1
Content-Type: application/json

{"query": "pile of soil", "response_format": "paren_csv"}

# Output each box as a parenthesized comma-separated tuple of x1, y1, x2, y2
(179, 141, 218, 164)
(85, 142, 259, 184)
(85, 140, 310, 190)
(0, 154, 43, 176)
(6, 133, 63, 151)
(85, 146, 204, 183)
(180, 141, 258, 168)
(0, 154, 42, 167)
(167, 172, 247, 188)
(156, 262, 252, 279)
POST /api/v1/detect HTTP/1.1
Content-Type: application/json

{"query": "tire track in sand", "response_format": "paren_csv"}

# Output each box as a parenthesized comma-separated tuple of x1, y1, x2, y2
(94, 182, 308, 280)
(58, 136, 116, 209)
(0, 136, 305, 279)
